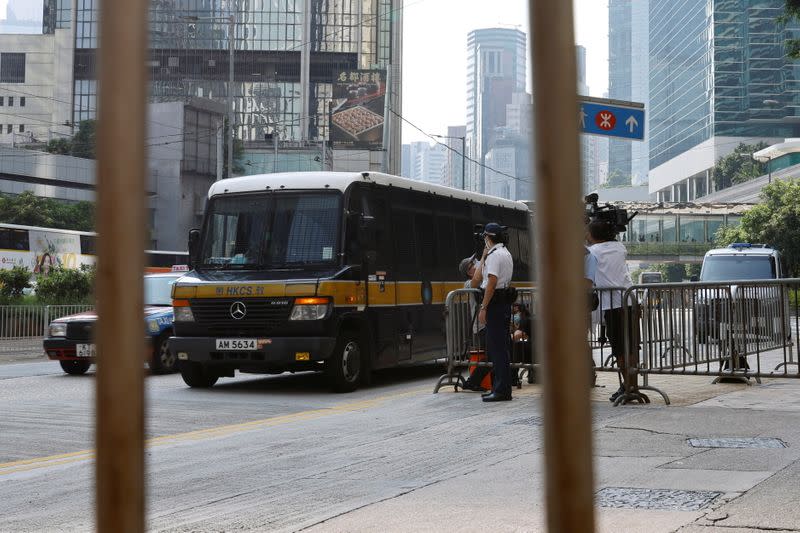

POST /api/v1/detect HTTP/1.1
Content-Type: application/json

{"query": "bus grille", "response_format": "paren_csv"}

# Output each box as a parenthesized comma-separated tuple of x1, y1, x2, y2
(189, 298, 291, 336)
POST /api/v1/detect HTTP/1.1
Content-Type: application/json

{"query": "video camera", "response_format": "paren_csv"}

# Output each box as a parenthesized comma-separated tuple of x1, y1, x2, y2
(472, 223, 508, 258)
(584, 193, 636, 234)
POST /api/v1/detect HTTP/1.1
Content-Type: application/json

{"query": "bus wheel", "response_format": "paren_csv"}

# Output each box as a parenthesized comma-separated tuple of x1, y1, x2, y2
(60, 360, 90, 375)
(326, 332, 362, 393)
(150, 333, 177, 374)
(179, 362, 218, 388)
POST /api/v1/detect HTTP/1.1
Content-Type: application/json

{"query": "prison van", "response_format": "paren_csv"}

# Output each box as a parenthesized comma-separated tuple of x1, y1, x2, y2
(169, 171, 531, 391)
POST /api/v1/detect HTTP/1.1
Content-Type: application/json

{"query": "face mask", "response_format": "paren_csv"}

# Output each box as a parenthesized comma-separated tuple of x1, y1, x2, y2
(513, 313, 521, 327)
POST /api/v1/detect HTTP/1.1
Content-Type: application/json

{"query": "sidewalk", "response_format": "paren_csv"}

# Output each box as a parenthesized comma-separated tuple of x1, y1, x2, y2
(308, 372, 800, 532)
(0, 339, 47, 364)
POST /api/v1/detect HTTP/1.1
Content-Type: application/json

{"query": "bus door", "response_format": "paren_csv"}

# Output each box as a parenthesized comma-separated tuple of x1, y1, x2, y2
(358, 185, 398, 369)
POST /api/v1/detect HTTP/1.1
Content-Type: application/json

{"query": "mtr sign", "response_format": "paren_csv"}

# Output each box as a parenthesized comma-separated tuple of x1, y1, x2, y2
(579, 96, 645, 141)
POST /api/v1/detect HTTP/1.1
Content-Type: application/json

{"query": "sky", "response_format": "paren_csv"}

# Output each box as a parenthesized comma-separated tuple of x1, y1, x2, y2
(401, 0, 609, 143)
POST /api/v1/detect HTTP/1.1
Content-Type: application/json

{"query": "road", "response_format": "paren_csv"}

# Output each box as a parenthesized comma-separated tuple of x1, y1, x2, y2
(5, 359, 800, 532)
(0, 361, 569, 532)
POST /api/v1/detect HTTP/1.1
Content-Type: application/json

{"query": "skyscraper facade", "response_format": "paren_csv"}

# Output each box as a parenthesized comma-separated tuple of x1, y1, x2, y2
(608, 0, 649, 185)
(69, 0, 403, 173)
(465, 27, 526, 193)
(649, 0, 800, 200)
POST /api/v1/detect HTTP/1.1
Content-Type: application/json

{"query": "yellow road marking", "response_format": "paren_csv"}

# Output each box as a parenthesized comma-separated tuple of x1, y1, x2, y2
(0, 387, 427, 477)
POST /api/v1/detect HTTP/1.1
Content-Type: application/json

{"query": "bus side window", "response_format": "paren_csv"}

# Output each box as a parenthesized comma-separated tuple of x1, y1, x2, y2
(415, 212, 436, 279)
(436, 215, 457, 280)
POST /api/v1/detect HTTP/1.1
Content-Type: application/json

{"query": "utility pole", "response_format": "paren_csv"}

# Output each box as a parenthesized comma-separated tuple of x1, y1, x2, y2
(227, 14, 234, 180)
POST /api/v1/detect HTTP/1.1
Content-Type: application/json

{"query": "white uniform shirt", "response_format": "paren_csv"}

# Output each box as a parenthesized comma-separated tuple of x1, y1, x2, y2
(588, 240, 631, 310)
(480, 243, 513, 290)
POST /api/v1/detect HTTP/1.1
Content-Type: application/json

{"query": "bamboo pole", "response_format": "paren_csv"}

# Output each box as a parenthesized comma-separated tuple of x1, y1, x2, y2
(95, 0, 149, 531)
(530, 2, 596, 532)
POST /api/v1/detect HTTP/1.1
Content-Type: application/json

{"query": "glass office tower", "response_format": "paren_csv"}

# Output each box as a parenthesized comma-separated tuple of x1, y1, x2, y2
(650, 0, 800, 172)
(71, 0, 401, 168)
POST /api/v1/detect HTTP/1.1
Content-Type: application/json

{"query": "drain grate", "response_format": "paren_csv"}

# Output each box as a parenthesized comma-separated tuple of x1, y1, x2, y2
(688, 437, 786, 449)
(506, 416, 543, 426)
(597, 487, 721, 511)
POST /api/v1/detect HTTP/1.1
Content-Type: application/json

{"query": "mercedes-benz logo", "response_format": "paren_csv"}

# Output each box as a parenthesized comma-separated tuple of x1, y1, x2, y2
(230, 301, 247, 320)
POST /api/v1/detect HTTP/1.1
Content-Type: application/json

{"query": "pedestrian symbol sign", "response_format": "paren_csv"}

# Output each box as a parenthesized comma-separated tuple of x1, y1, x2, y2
(579, 96, 644, 141)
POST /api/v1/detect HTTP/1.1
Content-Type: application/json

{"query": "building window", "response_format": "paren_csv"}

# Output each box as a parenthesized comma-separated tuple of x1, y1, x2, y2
(7, 97, 13, 107)
(0, 53, 25, 83)
(19, 124, 24, 133)
(0, 97, 3, 106)
(6, 125, 11, 134)
(20, 97, 25, 107)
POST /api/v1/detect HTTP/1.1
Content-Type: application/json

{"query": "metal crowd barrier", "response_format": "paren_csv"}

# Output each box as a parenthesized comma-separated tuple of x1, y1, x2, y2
(626, 280, 798, 387)
(435, 279, 800, 405)
(433, 287, 537, 393)
(0, 305, 92, 358)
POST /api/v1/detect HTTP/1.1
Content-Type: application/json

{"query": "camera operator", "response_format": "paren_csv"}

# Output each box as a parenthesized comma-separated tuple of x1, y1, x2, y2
(585, 218, 635, 402)
(475, 222, 515, 403)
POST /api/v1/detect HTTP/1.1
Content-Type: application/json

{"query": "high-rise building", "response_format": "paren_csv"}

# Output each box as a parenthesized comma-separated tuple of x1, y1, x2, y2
(608, 0, 649, 185)
(465, 27, 526, 193)
(65, 0, 403, 174)
(649, 0, 800, 201)
(576, 45, 603, 192)
(414, 143, 446, 185)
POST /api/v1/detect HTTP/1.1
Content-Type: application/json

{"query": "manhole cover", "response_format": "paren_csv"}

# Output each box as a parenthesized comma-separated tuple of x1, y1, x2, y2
(597, 487, 721, 511)
(688, 437, 786, 449)
(507, 416, 543, 426)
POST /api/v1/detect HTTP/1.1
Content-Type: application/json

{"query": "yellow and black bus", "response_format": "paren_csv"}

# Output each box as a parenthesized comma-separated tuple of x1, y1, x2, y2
(170, 171, 531, 391)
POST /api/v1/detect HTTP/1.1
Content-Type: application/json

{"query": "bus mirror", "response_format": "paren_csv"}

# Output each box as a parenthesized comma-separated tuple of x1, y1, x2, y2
(188, 229, 200, 268)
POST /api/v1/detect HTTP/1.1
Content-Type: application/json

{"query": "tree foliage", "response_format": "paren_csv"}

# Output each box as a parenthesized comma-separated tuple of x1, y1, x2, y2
(35, 265, 95, 305)
(44, 120, 96, 159)
(0, 192, 94, 232)
(711, 142, 768, 191)
(782, 0, 800, 59)
(603, 170, 632, 188)
(714, 179, 800, 276)
(0, 266, 31, 301)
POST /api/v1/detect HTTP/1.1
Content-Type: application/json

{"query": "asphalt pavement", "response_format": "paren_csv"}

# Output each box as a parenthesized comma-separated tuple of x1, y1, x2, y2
(2, 358, 800, 532)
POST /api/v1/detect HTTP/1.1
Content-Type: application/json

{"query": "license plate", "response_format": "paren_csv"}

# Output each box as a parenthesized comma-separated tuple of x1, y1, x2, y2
(215, 338, 257, 351)
(76, 343, 96, 358)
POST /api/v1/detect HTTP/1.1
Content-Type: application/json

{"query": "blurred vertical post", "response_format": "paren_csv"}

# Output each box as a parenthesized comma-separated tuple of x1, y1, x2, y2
(530, 2, 596, 532)
(96, 0, 148, 531)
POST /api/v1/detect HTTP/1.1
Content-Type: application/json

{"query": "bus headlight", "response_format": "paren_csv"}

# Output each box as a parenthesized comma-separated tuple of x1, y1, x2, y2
(173, 300, 195, 322)
(289, 297, 331, 321)
(49, 322, 67, 338)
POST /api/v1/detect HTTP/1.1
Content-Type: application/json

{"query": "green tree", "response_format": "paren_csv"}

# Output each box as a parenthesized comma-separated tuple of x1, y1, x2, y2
(0, 192, 94, 231)
(45, 137, 72, 155)
(714, 179, 800, 276)
(0, 266, 31, 301)
(604, 169, 632, 188)
(35, 265, 95, 305)
(711, 142, 768, 191)
(70, 120, 96, 159)
(781, 1, 800, 58)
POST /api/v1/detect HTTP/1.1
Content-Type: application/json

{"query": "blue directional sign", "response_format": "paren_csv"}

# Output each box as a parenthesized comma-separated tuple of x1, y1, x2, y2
(579, 97, 645, 141)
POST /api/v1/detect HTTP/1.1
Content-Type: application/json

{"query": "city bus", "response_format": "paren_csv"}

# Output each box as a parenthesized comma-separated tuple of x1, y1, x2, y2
(0, 222, 187, 274)
(169, 171, 532, 392)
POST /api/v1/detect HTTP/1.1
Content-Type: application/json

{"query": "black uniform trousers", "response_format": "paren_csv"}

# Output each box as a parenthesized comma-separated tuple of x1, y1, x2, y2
(486, 298, 512, 396)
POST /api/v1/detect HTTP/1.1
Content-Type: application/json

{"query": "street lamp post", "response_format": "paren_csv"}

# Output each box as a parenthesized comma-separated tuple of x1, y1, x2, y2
(432, 134, 466, 190)
(182, 15, 235, 179)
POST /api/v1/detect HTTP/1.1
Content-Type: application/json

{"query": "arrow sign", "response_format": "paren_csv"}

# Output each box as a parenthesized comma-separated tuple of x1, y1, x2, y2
(579, 96, 645, 141)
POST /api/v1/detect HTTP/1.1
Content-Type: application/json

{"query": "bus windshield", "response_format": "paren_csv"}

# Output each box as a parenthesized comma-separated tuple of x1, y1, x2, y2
(200, 192, 341, 269)
(700, 255, 775, 281)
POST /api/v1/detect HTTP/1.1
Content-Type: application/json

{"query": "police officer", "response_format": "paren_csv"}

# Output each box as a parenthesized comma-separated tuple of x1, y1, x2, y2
(476, 222, 514, 402)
